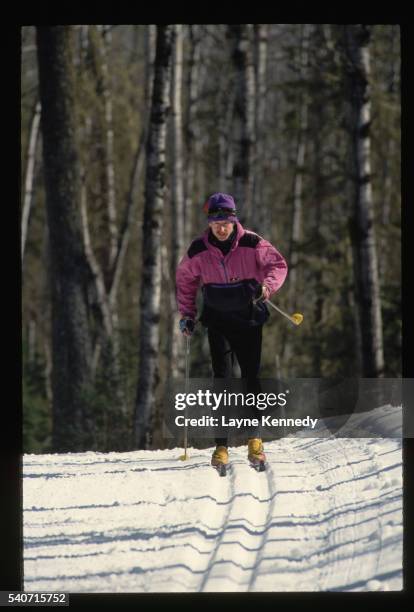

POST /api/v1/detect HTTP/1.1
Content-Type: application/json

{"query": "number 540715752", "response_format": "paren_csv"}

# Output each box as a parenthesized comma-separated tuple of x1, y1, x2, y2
(6, 592, 68, 604)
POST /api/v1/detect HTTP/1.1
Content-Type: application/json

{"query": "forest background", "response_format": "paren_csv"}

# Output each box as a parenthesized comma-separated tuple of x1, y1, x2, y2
(21, 24, 401, 453)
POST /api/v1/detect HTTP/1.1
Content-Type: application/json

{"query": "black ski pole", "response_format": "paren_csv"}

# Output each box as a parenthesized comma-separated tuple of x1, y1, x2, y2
(179, 334, 191, 460)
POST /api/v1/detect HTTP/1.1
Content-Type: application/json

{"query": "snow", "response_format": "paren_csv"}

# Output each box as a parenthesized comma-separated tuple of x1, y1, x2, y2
(23, 406, 403, 592)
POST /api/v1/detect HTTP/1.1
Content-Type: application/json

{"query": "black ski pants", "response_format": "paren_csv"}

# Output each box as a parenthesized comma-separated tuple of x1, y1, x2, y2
(207, 324, 263, 447)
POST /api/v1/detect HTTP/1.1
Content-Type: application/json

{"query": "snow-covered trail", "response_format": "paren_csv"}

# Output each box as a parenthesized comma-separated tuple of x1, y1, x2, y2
(23, 410, 403, 593)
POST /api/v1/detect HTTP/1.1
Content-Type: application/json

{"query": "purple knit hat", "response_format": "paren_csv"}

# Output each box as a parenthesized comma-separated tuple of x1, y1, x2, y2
(204, 193, 238, 222)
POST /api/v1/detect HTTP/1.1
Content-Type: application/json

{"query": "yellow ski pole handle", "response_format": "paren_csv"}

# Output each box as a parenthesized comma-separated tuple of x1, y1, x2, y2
(265, 300, 303, 326)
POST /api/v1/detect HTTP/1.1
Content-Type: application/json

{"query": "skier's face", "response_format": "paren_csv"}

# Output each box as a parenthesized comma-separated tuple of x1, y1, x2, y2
(209, 220, 234, 241)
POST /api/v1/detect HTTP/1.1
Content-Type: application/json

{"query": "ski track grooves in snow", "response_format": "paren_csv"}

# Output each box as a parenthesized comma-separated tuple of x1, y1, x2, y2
(23, 427, 402, 592)
(198, 460, 235, 591)
(298, 437, 401, 591)
(199, 453, 274, 592)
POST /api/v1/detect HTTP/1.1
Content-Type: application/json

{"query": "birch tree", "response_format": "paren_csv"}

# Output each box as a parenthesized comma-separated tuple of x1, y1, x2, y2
(171, 24, 185, 272)
(287, 24, 311, 310)
(342, 24, 384, 377)
(168, 24, 186, 380)
(183, 24, 201, 243)
(36, 26, 93, 451)
(99, 25, 117, 269)
(282, 25, 311, 371)
(134, 25, 174, 448)
(21, 100, 41, 264)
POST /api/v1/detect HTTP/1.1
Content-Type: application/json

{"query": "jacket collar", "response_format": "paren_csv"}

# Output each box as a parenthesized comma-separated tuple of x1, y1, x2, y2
(202, 221, 245, 253)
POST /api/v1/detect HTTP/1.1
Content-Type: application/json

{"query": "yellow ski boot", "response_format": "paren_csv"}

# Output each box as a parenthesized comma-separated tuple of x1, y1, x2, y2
(248, 438, 266, 471)
(211, 445, 229, 476)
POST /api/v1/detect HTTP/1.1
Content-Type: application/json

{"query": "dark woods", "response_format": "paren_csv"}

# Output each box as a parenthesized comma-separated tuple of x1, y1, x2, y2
(21, 25, 401, 453)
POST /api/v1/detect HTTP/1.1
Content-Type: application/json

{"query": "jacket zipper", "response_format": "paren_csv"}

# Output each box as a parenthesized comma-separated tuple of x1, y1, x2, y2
(220, 260, 229, 283)
(208, 235, 236, 283)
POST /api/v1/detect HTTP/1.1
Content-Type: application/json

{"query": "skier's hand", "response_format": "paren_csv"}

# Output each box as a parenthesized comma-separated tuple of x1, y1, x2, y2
(179, 317, 195, 336)
(254, 285, 270, 304)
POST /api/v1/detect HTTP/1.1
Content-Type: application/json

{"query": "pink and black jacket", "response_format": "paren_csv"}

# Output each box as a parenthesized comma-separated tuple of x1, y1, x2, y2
(176, 221, 288, 329)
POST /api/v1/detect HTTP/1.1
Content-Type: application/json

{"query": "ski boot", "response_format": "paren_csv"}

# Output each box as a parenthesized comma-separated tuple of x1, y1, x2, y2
(248, 438, 266, 472)
(211, 445, 229, 477)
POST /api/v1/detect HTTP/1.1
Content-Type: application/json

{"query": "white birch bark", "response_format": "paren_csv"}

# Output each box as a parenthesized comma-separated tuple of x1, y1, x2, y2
(171, 24, 185, 269)
(134, 25, 174, 448)
(282, 25, 311, 373)
(288, 24, 311, 309)
(183, 24, 201, 244)
(169, 24, 185, 380)
(344, 25, 384, 377)
(97, 25, 117, 270)
(21, 100, 41, 263)
(80, 177, 114, 373)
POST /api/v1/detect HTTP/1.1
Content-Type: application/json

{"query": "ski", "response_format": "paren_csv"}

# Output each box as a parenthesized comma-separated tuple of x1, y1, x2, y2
(212, 462, 228, 477)
(249, 459, 266, 472)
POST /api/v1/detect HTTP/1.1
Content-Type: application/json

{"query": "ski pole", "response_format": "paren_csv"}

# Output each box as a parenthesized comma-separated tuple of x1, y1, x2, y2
(179, 334, 191, 461)
(265, 300, 303, 326)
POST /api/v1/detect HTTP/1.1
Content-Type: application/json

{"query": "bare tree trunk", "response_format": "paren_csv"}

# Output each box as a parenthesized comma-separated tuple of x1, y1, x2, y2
(288, 24, 310, 310)
(40, 221, 53, 408)
(253, 24, 268, 235)
(134, 25, 174, 449)
(380, 27, 399, 268)
(282, 25, 311, 373)
(343, 25, 384, 377)
(79, 176, 114, 372)
(184, 25, 201, 244)
(228, 24, 255, 225)
(21, 100, 41, 264)
(95, 26, 125, 418)
(171, 24, 185, 272)
(97, 25, 118, 270)
(169, 24, 185, 380)
(311, 78, 325, 376)
(36, 26, 93, 451)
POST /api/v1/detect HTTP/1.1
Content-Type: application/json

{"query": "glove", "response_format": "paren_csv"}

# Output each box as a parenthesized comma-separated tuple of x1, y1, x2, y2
(254, 284, 270, 304)
(179, 317, 195, 336)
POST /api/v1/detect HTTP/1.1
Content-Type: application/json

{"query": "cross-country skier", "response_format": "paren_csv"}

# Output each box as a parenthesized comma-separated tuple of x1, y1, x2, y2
(176, 193, 288, 469)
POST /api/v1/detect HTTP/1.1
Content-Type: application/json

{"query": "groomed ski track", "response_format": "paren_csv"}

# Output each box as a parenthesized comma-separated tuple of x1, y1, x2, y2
(23, 409, 402, 593)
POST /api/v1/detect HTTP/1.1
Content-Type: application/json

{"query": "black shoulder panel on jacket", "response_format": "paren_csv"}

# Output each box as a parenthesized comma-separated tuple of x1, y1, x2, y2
(238, 232, 261, 248)
(188, 238, 208, 258)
